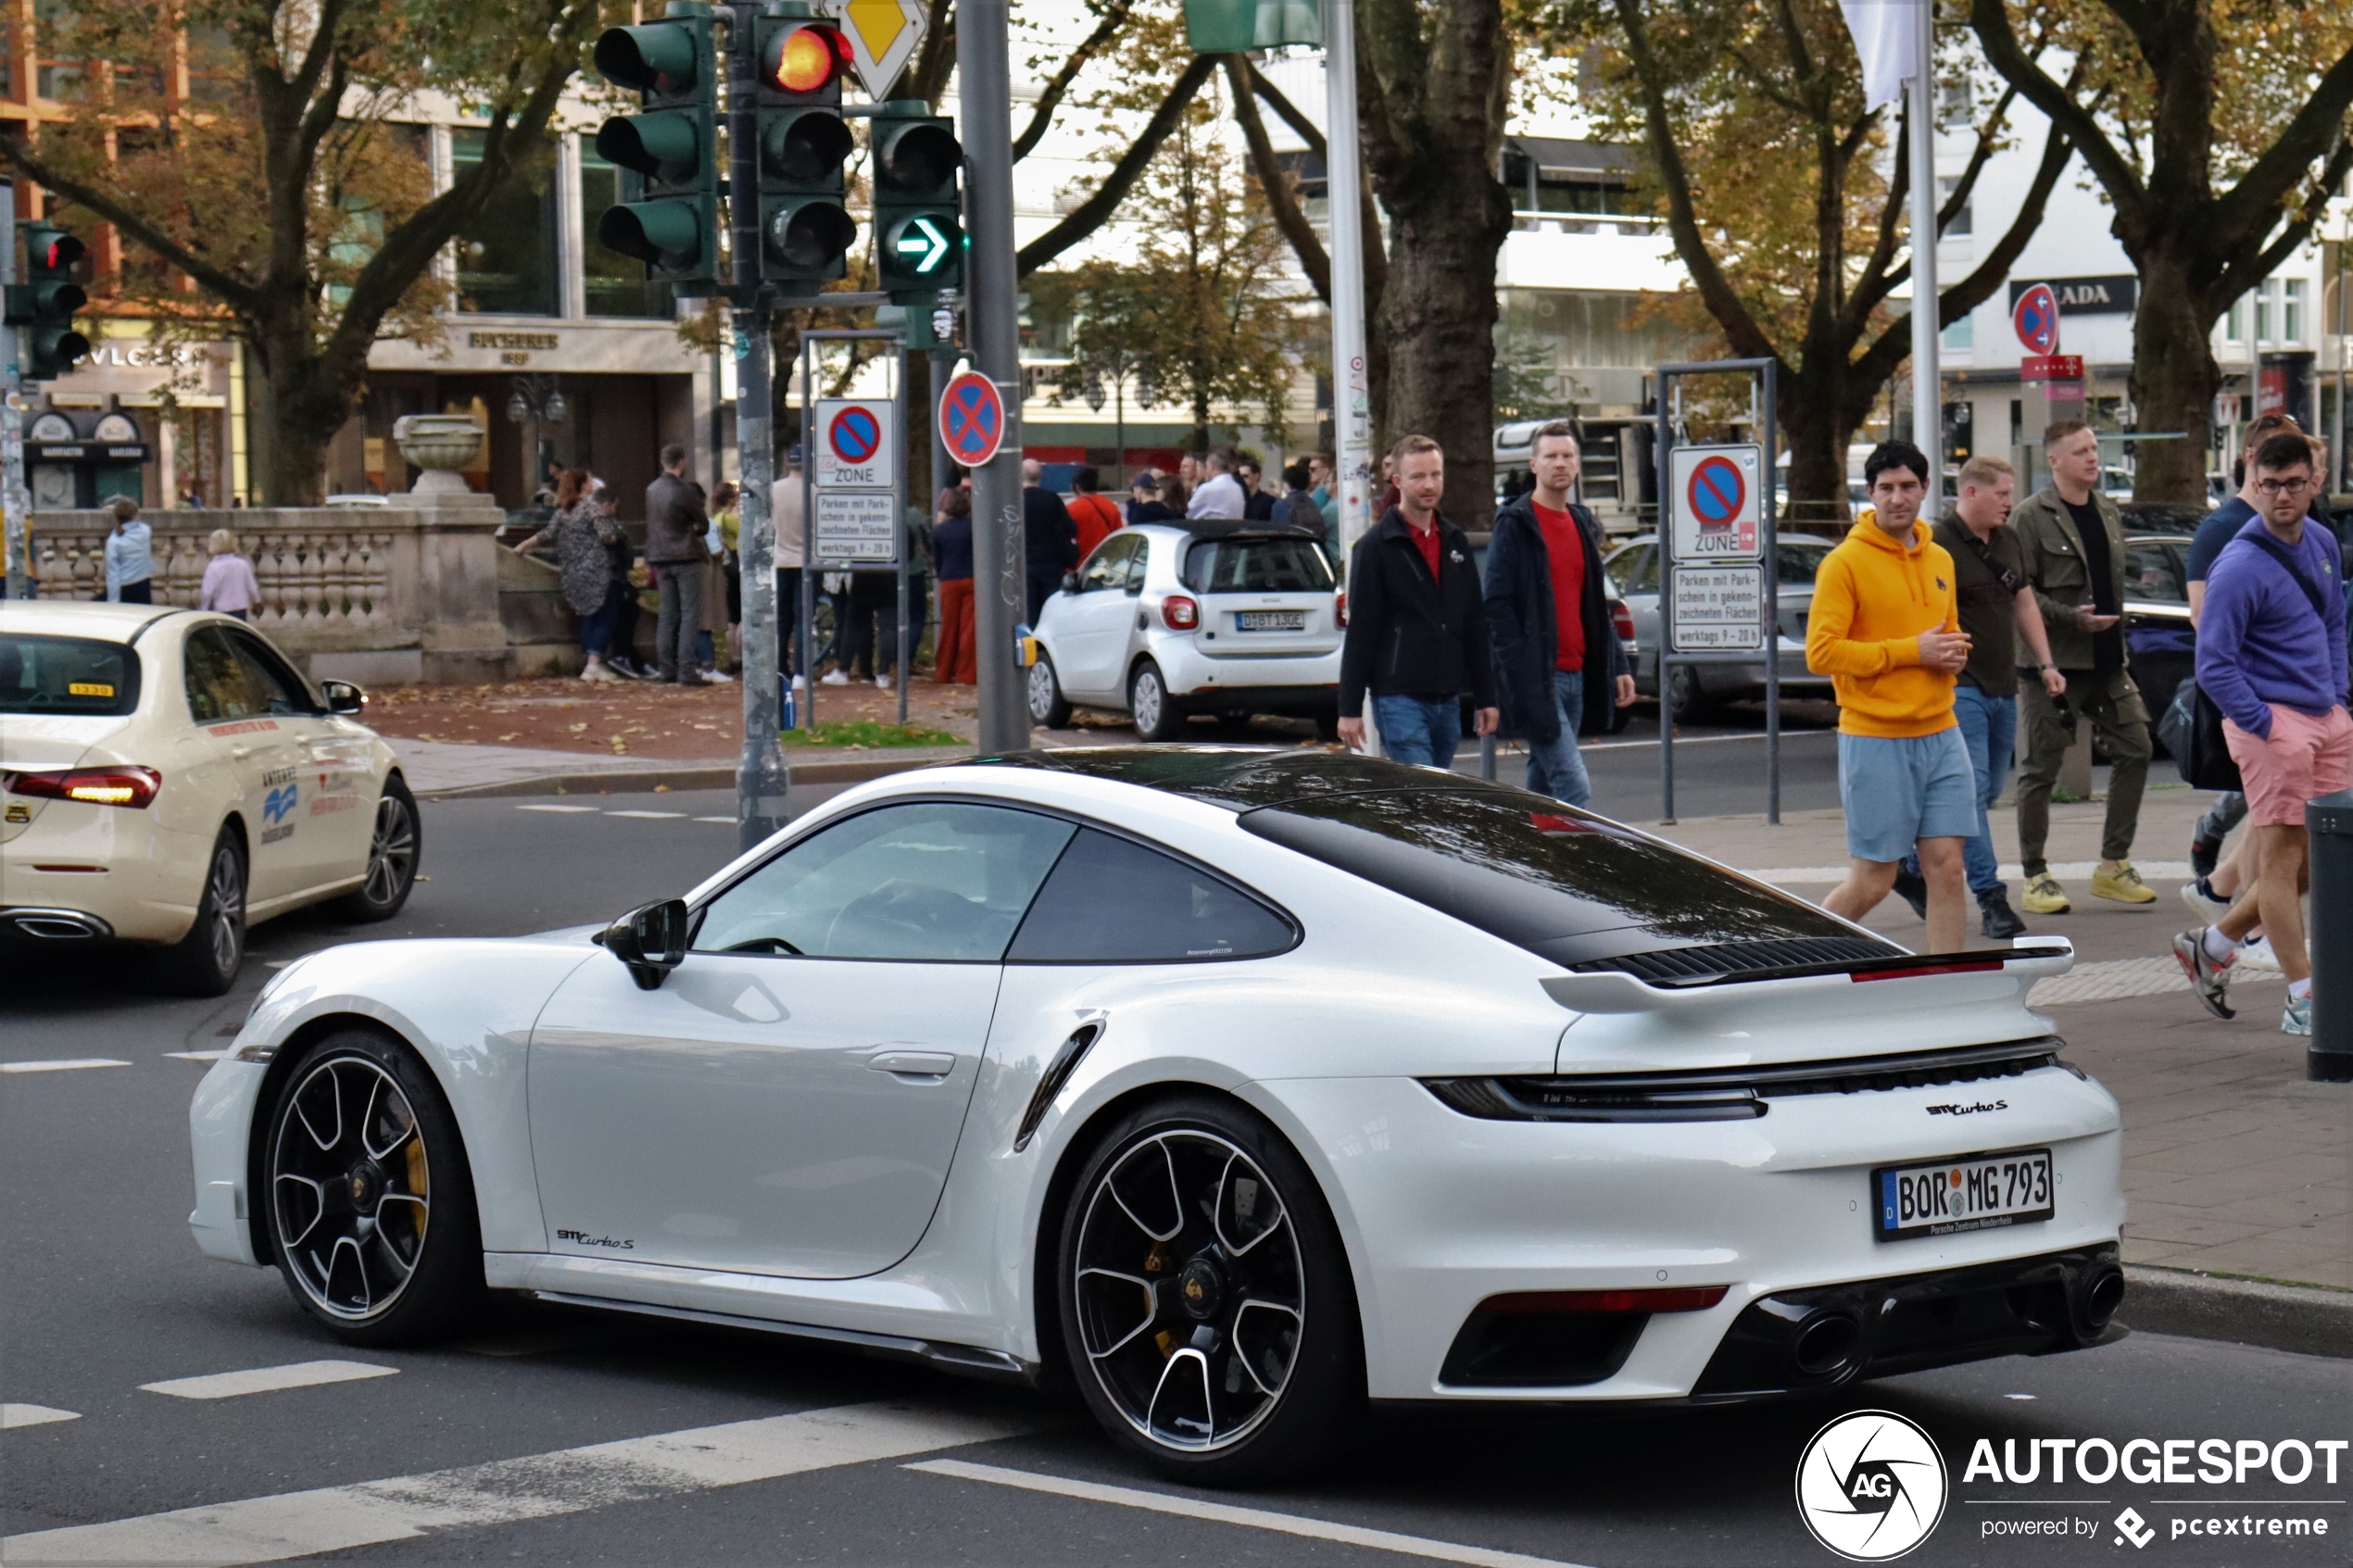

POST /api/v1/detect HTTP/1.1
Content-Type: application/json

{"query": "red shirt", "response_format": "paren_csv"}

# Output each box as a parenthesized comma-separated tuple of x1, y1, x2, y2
(1408, 516, 1442, 583)
(1068, 493, 1122, 558)
(1533, 502, 1587, 672)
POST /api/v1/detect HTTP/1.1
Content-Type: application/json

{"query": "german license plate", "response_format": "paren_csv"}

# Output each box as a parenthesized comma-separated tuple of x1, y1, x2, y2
(1236, 610, 1305, 631)
(1873, 1148, 2054, 1241)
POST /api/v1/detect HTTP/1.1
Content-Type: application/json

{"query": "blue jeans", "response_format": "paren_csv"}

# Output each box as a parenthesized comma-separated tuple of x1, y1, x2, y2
(1900, 684, 2015, 897)
(1524, 671, 1592, 806)
(579, 581, 623, 659)
(1374, 695, 1462, 770)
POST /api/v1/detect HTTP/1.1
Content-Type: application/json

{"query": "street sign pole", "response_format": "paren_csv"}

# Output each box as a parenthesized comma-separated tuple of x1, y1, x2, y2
(1906, 0, 1940, 483)
(1324, 0, 1378, 756)
(958, 0, 1029, 754)
(726, 6, 789, 854)
(1, 180, 25, 603)
(1654, 357, 1781, 825)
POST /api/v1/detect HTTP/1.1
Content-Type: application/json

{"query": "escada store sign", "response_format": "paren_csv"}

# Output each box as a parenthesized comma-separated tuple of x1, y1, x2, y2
(2007, 274, 2138, 315)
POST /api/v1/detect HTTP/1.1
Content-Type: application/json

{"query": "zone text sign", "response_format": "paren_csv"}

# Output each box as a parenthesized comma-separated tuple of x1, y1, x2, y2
(1670, 564, 1764, 652)
(813, 491, 900, 565)
(815, 399, 898, 491)
(1667, 444, 1762, 562)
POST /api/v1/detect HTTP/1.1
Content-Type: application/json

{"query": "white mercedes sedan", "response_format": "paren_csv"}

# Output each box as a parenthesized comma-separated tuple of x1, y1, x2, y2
(189, 748, 2125, 1482)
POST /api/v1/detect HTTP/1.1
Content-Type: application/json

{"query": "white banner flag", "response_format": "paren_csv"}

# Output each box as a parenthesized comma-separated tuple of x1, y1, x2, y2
(1839, 0, 1919, 110)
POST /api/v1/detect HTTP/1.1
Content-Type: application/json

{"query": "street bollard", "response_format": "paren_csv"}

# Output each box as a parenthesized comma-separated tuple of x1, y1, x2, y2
(2307, 788, 2353, 1082)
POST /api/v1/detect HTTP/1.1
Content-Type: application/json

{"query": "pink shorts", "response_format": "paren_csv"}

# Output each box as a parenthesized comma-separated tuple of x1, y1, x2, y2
(2222, 704, 2353, 826)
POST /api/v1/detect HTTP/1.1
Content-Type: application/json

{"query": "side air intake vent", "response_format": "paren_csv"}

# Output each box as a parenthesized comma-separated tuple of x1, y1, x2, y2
(1570, 935, 1902, 985)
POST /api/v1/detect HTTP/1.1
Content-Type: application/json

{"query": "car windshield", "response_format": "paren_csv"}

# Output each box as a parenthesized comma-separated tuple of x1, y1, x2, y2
(1238, 784, 1853, 966)
(1774, 542, 1829, 587)
(2125, 543, 2187, 605)
(0, 634, 141, 717)
(1184, 537, 1334, 595)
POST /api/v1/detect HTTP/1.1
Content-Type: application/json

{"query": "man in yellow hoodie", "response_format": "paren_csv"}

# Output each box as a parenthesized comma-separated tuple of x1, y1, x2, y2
(1805, 440, 1976, 951)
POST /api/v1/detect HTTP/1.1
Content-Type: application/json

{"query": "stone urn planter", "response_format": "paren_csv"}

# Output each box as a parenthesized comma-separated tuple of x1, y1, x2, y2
(394, 414, 485, 497)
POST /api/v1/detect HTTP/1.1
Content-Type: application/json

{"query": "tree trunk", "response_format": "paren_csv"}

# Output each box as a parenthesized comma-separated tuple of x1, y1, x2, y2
(2125, 247, 2219, 504)
(1780, 395, 1854, 533)
(1378, 205, 1508, 528)
(252, 350, 355, 508)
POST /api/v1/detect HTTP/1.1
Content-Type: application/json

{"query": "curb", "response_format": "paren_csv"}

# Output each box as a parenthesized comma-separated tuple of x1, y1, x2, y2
(414, 749, 973, 801)
(2118, 1265, 2353, 1360)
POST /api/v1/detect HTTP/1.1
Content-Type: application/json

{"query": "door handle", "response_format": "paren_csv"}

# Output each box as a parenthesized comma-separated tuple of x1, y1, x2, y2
(867, 1049, 956, 1080)
(230, 747, 253, 761)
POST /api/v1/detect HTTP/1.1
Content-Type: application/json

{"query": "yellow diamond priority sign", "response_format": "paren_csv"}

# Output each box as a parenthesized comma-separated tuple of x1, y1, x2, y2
(830, 0, 926, 100)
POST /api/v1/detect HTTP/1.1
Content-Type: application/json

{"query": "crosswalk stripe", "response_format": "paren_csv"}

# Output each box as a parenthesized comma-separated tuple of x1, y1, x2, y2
(2, 1404, 81, 1430)
(515, 804, 599, 812)
(909, 1460, 1593, 1568)
(0, 1060, 130, 1074)
(139, 1361, 398, 1400)
(4, 1401, 1035, 1566)
(604, 809, 686, 819)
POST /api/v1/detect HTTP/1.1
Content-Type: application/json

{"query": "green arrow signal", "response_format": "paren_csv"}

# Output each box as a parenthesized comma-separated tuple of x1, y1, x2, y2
(894, 216, 949, 274)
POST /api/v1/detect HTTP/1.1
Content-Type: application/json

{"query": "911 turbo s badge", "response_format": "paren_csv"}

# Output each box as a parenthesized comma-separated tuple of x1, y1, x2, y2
(556, 1229, 635, 1249)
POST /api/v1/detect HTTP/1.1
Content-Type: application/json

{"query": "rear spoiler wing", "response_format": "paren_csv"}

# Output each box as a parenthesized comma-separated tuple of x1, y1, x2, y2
(1541, 937, 2076, 1073)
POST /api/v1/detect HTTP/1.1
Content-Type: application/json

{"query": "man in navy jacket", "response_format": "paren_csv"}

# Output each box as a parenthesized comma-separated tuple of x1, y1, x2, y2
(1482, 422, 1633, 804)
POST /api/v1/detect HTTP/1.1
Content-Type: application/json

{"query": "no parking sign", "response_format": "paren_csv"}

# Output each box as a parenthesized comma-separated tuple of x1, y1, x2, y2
(1667, 444, 1762, 560)
(814, 399, 897, 490)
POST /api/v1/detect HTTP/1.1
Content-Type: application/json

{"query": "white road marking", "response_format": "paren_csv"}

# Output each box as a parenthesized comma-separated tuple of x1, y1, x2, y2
(166, 1050, 228, 1062)
(2, 1404, 81, 1430)
(909, 1460, 1594, 1568)
(604, 809, 686, 819)
(694, 815, 736, 823)
(5, 1401, 1036, 1566)
(0, 1060, 130, 1074)
(140, 1361, 398, 1400)
(515, 804, 599, 813)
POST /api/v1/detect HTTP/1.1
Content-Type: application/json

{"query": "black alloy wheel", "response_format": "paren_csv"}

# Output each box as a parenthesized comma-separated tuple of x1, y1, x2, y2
(1058, 1095, 1360, 1482)
(162, 828, 246, 996)
(265, 1029, 483, 1344)
(336, 775, 422, 922)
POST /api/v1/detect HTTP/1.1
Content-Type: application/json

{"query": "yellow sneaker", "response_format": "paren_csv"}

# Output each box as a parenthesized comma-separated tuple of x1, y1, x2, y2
(2092, 862, 2158, 905)
(2021, 874, 2071, 915)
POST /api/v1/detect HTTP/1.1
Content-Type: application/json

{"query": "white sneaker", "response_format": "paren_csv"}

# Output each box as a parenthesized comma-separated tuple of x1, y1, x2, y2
(875, 674, 892, 690)
(791, 673, 807, 692)
(820, 670, 849, 686)
(701, 667, 735, 684)
(2239, 935, 2282, 972)
(2179, 879, 2232, 924)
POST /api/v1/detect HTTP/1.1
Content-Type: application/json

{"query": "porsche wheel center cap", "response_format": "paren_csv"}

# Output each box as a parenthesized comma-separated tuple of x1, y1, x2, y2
(1176, 1259, 1223, 1321)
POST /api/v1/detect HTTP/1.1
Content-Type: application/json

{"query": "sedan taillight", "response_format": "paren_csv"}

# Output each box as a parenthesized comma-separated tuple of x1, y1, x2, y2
(1334, 588, 1348, 628)
(1161, 594, 1200, 631)
(1612, 601, 1635, 644)
(4, 766, 162, 809)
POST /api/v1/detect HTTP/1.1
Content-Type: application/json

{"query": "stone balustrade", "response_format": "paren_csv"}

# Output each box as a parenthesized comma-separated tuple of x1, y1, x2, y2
(28, 499, 520, 686)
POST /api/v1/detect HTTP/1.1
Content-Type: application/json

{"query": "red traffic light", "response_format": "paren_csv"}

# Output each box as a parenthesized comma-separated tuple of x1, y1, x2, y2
(42, 236, 84, 271)
(766, 24, 847, 94)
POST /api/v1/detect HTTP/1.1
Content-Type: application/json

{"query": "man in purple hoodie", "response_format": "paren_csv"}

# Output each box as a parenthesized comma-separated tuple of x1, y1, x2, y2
(2172, 432, 2350, 1037)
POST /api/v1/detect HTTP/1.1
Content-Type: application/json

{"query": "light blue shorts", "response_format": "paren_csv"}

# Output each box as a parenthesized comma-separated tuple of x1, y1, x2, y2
(1839, 726, 1979, 863)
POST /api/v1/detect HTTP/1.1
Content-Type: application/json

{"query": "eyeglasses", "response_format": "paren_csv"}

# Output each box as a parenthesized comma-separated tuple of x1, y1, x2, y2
(2255, 476, 2313, 496)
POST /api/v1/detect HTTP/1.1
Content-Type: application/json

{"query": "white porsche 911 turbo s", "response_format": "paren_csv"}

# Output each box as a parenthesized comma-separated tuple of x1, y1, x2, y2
(190, 748, 2125, 1482)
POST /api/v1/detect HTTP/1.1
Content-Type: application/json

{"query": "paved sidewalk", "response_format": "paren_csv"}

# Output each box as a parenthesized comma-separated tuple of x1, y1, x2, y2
(1654, 784, 2349, 1294)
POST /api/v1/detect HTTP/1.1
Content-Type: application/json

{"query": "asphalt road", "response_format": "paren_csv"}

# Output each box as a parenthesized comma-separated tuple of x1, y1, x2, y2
(5, 784, 2345, 1568)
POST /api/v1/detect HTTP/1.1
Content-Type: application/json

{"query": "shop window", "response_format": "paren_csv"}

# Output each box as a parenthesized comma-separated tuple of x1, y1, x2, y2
(581, 137, 676, 319)
(452, 129, 558, 316)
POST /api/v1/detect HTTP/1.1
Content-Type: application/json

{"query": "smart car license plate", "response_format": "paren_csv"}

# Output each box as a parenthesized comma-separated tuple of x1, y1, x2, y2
(1237, 611, 1305, 631)
(1873, 1148, 2054, 1241)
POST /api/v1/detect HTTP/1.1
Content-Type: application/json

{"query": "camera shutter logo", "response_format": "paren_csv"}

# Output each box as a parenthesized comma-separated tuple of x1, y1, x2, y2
(1794, 1409, 1948, 1561)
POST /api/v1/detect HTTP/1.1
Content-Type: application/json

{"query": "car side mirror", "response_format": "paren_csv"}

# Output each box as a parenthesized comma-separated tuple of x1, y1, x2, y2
(320, 680, 365, 716)
(595, 897, 689, 989)
(1062, 571, 1081, 594)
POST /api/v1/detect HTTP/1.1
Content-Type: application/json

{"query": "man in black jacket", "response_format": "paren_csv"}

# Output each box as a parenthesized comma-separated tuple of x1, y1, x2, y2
(1337, 435, 1498, 767)
(1021, 458, 1078, 621)
(1483, 422, 1633, 804)
(644, 443, 710, 685)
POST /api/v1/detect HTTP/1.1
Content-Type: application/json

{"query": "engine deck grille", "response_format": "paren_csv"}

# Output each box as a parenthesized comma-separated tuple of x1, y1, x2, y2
(1571, 935, 1903, 985)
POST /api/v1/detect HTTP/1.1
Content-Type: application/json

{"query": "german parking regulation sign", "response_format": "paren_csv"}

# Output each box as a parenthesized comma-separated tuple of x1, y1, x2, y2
(939, 370, 1006, 469)
(814, 398, 896, 490)
(1667, 443, 1762, 562)
(2012, 282, 2061, 356)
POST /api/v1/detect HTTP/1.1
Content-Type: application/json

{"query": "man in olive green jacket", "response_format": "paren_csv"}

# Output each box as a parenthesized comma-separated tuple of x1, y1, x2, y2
(2009, 419, 2156, 914)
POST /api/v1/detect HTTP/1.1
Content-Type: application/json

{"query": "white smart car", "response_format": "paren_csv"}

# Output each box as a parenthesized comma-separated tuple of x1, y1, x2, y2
(190, 748, 2123, 1483)
(1026, 523, 1342, 740)
(2, 601, 419, 994)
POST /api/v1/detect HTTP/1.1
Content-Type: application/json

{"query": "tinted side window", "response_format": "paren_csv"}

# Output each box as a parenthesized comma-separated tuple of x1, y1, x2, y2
(694, 801, 1076, 961)
(184, 627, 258, 722)
(1007, 828, 1297, 963)
(228, 632, 313, 715)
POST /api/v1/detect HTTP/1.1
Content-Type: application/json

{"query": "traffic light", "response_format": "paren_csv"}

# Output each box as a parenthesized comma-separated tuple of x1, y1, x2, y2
(7, 223, 90, 383)
(591, 13, 718, 290)
(754, 17, 856, 287)
(872, 112, 963, 298)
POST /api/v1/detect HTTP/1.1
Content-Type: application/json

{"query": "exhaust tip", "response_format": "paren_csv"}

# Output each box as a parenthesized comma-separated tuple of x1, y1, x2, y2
(2081, 1267, 2125, 1331)
(1792, 1311, 1862, 1376)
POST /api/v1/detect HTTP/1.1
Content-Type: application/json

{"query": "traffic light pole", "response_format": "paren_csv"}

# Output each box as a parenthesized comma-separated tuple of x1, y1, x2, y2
(957, 0, 1030, 754)
(725, 5, 790, 853)
(1, 181, 24, 603)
